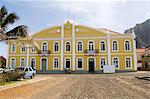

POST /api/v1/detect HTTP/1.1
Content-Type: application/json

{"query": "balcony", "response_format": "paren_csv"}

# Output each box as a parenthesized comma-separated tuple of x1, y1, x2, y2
(38, 50, 51, 56)
(84, 49, 99, 56)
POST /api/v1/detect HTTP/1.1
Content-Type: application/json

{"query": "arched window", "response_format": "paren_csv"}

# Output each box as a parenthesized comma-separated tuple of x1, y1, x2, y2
(112, 57, 119, 68)
(112, 41, 118, 51)
(30, 46, 36, 53)
(42, 42, 48, 51)
(30, 58, 36, 69)
(65, 58, 71, 68)
(20, 58, 26, 67)
(53, 58, 59, 69)
(89, 41, 94, 51)
(100, 58, 106, 69)
(100, 41, 106, 51)
(125, 40, 130, 51)
(10, 58, 16, 69)
(77, 58, 83, 69)
(66, 42, 70, 51)
(77, 41, 83, 52)
(11, 44, 16, 53)
(125, 57, 132, 68)
(21, 45, 26, 53)
(54, 42, 59, 52)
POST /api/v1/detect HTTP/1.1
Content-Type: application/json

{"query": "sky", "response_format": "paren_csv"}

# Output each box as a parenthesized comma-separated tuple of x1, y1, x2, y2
(0, 0, 150, 59)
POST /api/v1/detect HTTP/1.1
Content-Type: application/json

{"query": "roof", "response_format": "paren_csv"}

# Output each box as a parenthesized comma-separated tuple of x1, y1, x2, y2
(136, 48, 147, 53)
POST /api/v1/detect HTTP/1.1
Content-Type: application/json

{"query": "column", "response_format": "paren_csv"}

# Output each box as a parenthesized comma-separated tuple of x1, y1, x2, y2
(132, 30, 137, 71)
(107, 30, 111, 66)
(60, 24, 64, 70)
(72, 22, 75, 71)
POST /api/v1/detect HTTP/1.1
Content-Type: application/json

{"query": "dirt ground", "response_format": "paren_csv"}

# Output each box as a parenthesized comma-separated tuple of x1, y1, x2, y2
(0, 71, 150, 99)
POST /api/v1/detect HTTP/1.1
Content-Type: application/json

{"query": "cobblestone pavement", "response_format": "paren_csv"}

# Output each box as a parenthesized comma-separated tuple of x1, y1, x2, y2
(0, 72, 150, 99)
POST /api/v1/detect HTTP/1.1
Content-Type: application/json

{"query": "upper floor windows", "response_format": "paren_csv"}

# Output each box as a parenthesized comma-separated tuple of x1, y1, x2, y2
(11, 44, 16, 53)
(125, 40, 131, 51)
(100, 41, 106, 51)
(42, 42, 48, 51)
(112, 40, 118, 51)
(66, 41, 71, 52)
(53, 42, 59, 52)
(30, 46, 36, 53)
(77, 41, 83, 52)
(20, 45, 26, 53)
(88, 41, 94, 51)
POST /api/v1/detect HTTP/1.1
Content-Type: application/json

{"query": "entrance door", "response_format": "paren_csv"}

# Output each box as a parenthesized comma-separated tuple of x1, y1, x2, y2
(88, 58, 95, 73)
(42, 58, 47, 71)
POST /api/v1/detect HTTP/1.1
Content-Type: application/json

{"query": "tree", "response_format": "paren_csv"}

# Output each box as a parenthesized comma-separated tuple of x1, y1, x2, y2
(0, 6, 28, 42)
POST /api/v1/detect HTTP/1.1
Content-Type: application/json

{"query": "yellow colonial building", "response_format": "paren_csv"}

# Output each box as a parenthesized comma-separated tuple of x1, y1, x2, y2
(7, 19, 137, 73)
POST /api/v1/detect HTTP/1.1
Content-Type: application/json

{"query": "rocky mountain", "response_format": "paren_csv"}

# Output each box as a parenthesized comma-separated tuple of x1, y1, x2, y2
(125, 19, 150, 48)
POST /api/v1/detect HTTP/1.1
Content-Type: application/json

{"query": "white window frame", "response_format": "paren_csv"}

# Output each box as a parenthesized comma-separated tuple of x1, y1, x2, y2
(100, 40, 106, 52)
(30, 46, 36, 53)
(125, 56, 132, 69)
(40, 57, 48, 70)
(100, 57, 107, 69)
(88, 40, 95, 51)
(76, 57, 83, 70)
(30, 57, 36, 69)
(20, 45, 26, 53)
(112, 40, 119, 52)
(65, 41, 71, 52)
(53, 57, 59, 69)
(76, 41, 83, 52)
(10, 57, 16, 69)
(11, 43, 16, 53)
(64, 57, 71, 69)
(20, 57, 26, 67)
(53, 41, 59, 52)
(112, 57, 119, 69)
(41, 42, 48, 51)
(124, 40, 131, 51)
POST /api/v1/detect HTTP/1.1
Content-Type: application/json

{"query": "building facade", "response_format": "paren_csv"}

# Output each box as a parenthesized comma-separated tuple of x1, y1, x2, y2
(7, 20, 137, 73)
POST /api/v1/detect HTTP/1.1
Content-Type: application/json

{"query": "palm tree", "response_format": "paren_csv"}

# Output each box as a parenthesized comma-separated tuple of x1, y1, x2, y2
(0, 6, 28, 42)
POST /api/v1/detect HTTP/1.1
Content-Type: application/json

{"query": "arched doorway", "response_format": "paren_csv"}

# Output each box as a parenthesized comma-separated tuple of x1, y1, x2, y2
(88, 58, 95, 73)
(41, 58, 47, 71)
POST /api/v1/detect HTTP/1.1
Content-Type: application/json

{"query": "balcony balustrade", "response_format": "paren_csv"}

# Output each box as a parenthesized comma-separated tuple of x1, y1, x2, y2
(84, 49, 99, 56)
(38, 50, 51, 56)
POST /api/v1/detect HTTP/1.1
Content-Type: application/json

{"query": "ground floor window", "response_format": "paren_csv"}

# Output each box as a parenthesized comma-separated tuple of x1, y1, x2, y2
(53, 58, 59, 69)
(77, 58, 83, 69)
(30, 58, 36, 69)
(112, 57, 119, 69)
(125, 57, 132, 68)
(10, 58, 16, 69)
(100, 58, 106, 69)
(20, 58, 26, 67)
(65, 58, 70, 69)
